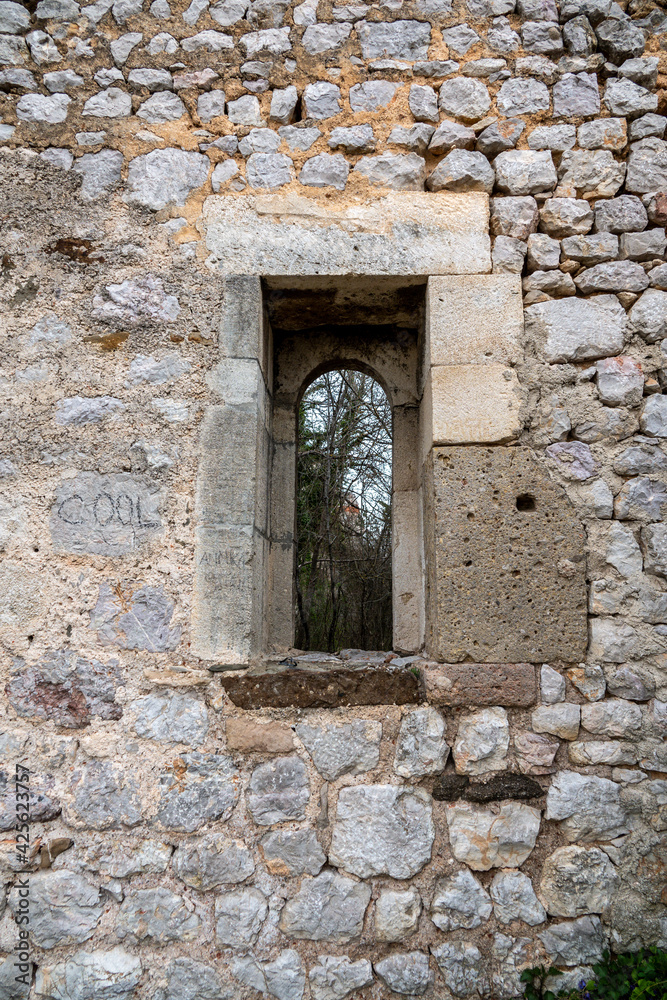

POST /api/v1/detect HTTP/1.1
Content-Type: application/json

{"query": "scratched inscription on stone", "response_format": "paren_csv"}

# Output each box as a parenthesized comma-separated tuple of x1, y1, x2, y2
(50, 473, 163, 556)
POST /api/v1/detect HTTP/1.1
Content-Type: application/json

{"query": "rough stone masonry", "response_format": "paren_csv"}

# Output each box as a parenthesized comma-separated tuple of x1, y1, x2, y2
(1, 0, 667, 998)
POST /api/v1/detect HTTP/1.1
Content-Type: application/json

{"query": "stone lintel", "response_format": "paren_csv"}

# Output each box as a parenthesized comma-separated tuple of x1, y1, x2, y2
(424, 662, 537, 707)
(204, 192, 491, 276)
(216, 666, 421, 709)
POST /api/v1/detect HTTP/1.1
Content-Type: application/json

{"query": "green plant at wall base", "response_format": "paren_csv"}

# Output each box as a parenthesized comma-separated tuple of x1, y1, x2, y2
(520, 950, 667, 1000)
(592, 949, 667, 1000)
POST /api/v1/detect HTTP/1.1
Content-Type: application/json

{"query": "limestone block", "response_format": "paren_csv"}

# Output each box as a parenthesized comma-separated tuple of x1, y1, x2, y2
(246, 756, 310, 825)
(445, 801, 541, 870)
(225, 718, 295, 752)
(427, 274, 523, 366)
(490, 870, 546, 926)
(531, 703, 581, 740)
(424, 662, 537, 706)
(278, 871, 371, 943)
(116, 888, 200, 944)
(545, 770, 628, 841)
(430, 869, 492, 930)
(329, 785, 434, 878)
(392, 488, 425, 653)
(155, 753, 240, 833)
(374, 953, 434, 996)
(34, 950, 141, 1000)
(260, 829, 326, 876)
(539, 915, 606, 967)
(429, 364, 523, 445)
(173, 835, 255, 890)
(10, 872, 103, 949)
(308, 957, 374, 1000)
(203, 192, 491, 275)
(426, 447, 587, 663)
(539, 845, 617, 917)
(453, 707, 510, 774)
(215, 888, 267, 947)
(394, 707, 449, 777)
(296, 720, 381, 780)
(375, 888, 422, 942)
(432, 942, 485, 999)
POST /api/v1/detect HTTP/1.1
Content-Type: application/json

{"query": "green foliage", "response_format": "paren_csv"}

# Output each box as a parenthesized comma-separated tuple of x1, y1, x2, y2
(592, 949, 667, 1000)
(520, 950, 667, 1000)
(520, 964, 563, 1000)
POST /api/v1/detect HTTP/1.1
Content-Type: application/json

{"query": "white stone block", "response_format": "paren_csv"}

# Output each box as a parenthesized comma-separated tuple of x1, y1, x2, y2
(427, 274, 523, 366)
(430, 364, 523, 445)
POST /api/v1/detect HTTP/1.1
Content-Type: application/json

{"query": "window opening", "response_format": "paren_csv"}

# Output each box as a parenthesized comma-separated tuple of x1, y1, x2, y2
(295, 369, 392, 653)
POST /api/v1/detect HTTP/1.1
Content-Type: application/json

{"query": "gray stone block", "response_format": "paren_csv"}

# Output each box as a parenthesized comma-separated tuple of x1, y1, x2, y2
(50, 473, 162, 557)
(356, 19, 430, 60)
(496, 77, 549, 115)
(279, 871, 371, 943)
(427, 149, 494, 193)
(156, 752, 240, 832)
(155, 958, 232, 1000)
(374, 953, 434, 996)
(299, 152, 349, 190)
(297, 720, 381, 779)
(308, 957, 373, 1000)
(329, 785, 434, 878)
(173, 835, 254, 889)
(260, 829, 326, 876)
(349, 79, 398, 112)
(7, 650, 122, 728)
(246, 756, 310, 824)
(439, 76, 490, 121)
(215, 888, 268, 947)
(117, 888, 200, 944)
(35, 950, 141, 1000)
(125, 148, 210, 210)
(65, 761, 143, 830)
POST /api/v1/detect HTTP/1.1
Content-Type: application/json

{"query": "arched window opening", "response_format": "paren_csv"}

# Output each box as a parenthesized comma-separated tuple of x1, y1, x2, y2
(295, 369, 392, 653)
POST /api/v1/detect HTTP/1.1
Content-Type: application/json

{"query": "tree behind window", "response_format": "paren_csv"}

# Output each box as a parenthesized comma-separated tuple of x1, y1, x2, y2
(295, 369, 392, 652)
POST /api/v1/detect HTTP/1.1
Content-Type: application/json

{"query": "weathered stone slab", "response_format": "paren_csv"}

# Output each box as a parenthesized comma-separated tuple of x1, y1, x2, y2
(217, 666, 420, 708)
(426, 447, 587, 662)
(429, 364, 523, 445)
(7, 650, 122, 728)
(424, 662, 537, 706)
(34, 949, 141, 1000)
(50, 473, 162, 556)
(225, 717, 295, 752)
(155, 753, 239, 833)
(204, 192, 491, 275)
(427, 274, 523, 365)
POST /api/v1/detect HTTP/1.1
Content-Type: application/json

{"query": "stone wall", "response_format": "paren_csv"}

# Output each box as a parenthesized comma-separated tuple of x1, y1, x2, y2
(1, 0, 667, 998)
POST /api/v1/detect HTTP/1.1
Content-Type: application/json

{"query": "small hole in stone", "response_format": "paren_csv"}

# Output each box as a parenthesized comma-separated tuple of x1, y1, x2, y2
(467, 512, 474, 520)
(516, 494, 536, 511)
(27, 635, 34, 643)
(66, 624, 72, 637)
(464, 560, 472, 567)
